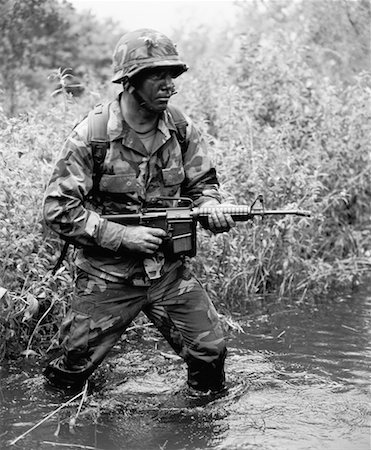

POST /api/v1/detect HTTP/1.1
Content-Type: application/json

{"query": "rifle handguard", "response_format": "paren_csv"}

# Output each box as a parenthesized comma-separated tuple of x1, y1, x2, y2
(193, 205, 311, 221)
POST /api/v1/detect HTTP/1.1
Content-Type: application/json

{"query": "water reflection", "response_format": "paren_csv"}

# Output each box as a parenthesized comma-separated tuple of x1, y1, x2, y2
(234, 283, 371, 387)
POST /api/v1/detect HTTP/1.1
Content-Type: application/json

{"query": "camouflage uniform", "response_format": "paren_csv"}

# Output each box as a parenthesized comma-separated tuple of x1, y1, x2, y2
(43, 96, 227, 391)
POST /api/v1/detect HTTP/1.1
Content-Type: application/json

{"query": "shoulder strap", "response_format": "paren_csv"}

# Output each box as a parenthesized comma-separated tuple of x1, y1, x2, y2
(87, 102, 110, 143)
(87, 103, 110, 195)
(167, 104, 188, 155)
(52, 103, 110, 275)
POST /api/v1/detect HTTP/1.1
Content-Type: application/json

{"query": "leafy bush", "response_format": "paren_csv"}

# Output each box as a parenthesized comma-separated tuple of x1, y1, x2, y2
(177, 33, 371, 306)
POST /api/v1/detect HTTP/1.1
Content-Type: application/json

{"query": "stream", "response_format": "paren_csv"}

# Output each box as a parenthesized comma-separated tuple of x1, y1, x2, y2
(0, 282, 370, 450)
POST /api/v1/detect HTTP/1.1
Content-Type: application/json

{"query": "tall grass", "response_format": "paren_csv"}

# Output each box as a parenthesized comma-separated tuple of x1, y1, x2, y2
(179, 37, 371, 307)
(0, 37, 370, 360)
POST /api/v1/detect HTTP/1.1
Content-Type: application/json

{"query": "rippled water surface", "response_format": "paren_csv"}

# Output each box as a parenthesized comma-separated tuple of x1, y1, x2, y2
(1, 283, 370, 450)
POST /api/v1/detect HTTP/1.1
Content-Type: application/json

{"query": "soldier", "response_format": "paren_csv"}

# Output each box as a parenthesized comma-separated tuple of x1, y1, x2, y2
(43, 29, 235, 395)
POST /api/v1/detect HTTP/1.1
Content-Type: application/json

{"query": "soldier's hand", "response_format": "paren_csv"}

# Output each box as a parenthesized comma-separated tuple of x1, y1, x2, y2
(204, 201, 236, 234)
(121, 225, 167, 254)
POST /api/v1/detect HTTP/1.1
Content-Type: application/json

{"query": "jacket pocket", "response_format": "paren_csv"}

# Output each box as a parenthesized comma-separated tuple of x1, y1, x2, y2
(99, 173, 138, 193)
(162, 166, 185, 186)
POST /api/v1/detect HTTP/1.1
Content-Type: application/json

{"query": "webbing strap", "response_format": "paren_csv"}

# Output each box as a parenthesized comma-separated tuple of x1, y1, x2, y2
(87, 103, 110, 143)
(87, 103, 110, 197)
(167, 104, 188, 154)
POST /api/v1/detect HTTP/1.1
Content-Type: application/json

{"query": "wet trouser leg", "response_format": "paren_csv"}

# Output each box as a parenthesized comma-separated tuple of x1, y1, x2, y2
(44, 269, 146, 387)
(44, 265, 226, 391)
(143, 267, 226, 392)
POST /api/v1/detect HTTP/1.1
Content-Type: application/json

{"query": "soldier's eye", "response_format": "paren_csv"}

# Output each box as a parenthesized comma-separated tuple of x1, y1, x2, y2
(147, 69, 175, 81)
(149, 71, 167, 81)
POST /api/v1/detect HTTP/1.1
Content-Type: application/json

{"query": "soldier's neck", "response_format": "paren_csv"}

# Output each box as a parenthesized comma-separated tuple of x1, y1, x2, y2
(120, 92, 159, 134)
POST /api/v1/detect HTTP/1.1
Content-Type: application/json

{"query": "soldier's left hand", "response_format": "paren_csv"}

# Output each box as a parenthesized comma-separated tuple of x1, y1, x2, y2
(204, 201, 236, 234)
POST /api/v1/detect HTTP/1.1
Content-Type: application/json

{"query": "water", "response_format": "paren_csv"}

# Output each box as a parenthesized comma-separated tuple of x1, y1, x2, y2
(1, 283, 370, 450)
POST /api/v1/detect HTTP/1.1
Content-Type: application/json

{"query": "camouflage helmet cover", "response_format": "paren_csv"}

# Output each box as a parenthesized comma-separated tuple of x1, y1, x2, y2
(112, 28, 188, 83)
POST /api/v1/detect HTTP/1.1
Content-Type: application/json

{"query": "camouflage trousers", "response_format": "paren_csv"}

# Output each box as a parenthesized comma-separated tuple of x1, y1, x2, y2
(45, 264, 227, 392)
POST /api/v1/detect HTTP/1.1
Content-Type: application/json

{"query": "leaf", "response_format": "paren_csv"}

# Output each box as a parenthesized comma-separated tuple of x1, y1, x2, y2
(22, 294, 39, 322)
(0, 287, 7, 300)
(69, 417, 77, 434)
(20, 349, 38, 357)
(159, 352, 182, 361)
(50, 88, 62, 97)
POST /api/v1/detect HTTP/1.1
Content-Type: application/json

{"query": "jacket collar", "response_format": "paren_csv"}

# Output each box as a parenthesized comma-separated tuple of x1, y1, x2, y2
(107, 95, 177, 143)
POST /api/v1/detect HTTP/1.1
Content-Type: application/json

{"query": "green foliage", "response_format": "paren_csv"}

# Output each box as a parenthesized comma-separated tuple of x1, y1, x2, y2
(176, 23, 371, 307)
(0, 0, 124, 115)
(0, 101, 75, 359)
(0, 0, 69, 114)
(232, 0, 371, 84)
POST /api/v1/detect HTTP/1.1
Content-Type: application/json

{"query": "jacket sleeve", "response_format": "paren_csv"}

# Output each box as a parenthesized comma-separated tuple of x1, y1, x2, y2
(43, 121, 125, 252)
(181, 118, 222, 206)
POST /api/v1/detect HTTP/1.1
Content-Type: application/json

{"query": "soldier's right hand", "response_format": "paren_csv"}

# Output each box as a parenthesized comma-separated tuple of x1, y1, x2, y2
(120, 225, 167, 254)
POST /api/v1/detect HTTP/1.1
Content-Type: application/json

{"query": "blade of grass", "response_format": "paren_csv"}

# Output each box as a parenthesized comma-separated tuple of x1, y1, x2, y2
(9, 389, 85, 446)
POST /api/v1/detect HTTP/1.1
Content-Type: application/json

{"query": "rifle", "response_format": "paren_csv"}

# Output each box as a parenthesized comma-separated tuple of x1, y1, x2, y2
(52, 196, 310, 273)
(103, 196, 311, 258)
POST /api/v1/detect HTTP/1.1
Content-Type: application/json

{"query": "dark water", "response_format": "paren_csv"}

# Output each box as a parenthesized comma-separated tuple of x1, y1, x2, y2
(1, 283, 370, 450)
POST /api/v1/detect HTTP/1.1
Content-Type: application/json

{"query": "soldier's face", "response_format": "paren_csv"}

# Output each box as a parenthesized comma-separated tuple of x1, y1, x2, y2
(134, 69, 176, 112)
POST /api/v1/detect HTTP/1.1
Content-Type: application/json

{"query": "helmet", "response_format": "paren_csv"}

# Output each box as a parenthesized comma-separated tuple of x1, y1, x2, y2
(112, 28, 188, 84)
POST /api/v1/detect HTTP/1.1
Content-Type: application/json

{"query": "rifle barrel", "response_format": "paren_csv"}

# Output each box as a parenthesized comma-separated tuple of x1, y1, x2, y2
(253, 209, 311, 217)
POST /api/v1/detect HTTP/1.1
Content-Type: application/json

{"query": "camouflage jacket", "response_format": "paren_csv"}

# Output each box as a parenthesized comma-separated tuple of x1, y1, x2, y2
(43, 96, 221, 281)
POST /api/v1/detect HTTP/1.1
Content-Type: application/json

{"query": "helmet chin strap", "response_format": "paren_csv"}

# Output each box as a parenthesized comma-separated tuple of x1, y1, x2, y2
(126, 82, 177, 114)
(132, 88, 156, 113)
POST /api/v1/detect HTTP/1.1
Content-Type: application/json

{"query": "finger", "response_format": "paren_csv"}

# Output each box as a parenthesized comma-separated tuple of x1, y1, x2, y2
(144, 247, 156, 255)
(218, 212, 236, 229)
(225, 214, 236, 228)
(217, 214, 228, 228)
(144, 242, 158, 254)
(150, 228, 167, 237)
(212, 212, 226, 229)
(147, 236, 163, 246)
(209, 213, 232, 234)
(208, 215, 217, 232)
